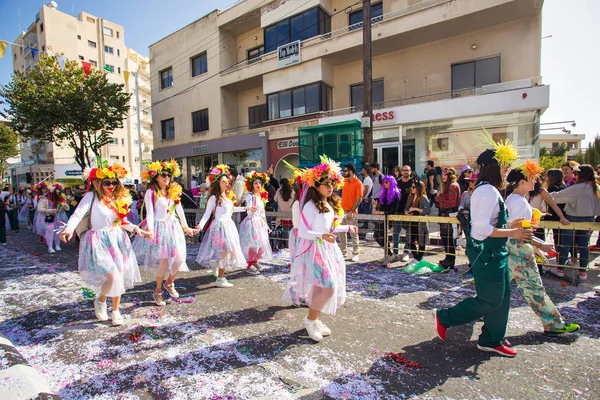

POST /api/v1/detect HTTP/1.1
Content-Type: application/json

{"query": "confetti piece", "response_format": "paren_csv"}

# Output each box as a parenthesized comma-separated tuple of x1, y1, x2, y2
(81, 287, 96, 298)
(384, 352, 423, 369)
(573, 389, 583, 395)
(561, 281, 569, 287)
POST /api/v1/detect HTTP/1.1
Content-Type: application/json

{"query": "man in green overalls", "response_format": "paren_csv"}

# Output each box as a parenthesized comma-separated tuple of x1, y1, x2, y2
(433, 148, 532, 357)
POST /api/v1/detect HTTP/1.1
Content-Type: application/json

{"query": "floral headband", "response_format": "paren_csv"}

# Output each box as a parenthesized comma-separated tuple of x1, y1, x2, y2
(49, 182, 65, 193)
(519, 159, 544, 179)
(245, 171, 269, 192)
(141, 159, 181, 183)
(33, 181, 49, 191)
(476, 128, 519, 167)
(300, 155, 345, 189)
(208, 164, 233, 185)
(83, 161, 130, 181)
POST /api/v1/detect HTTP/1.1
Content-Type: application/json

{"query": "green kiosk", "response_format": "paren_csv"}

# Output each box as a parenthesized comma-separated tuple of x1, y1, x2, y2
(298, 120, 364, 170)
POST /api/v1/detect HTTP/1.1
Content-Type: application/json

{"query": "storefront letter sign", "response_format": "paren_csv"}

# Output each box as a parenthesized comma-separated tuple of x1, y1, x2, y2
(277, 139, 299, 150)
(277, 40, 301, 69)
(192, 144, 209, 154)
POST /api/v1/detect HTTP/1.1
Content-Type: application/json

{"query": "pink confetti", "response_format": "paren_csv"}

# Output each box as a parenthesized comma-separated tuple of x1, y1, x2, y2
(573, 389, 583, 395)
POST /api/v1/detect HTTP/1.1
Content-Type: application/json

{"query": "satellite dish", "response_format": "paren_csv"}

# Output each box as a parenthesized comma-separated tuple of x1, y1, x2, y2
(48, 1, 58, 9)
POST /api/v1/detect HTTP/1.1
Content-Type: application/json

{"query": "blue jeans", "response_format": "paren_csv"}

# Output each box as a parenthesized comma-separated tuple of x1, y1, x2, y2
(392, 222, 410, 255)
(558, 215, 595, 271)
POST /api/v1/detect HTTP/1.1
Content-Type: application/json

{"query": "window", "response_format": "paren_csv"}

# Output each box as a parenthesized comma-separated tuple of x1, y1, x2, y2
(121, 138, 125, 145)
(110, 155, 119, 160)
(117, 49, 120, 57)
(249, 104, 267, 126)
(451, 56, 501, 91)
(267, 82, 331, 120)
(122, 156, 125, 162)
(104, 45, 114, 54)
(118, 67, 121, 74)
(86, 17, 95, 24)
(103, 27, 113, 37)
(78, 55, 84, 60)
(77, 35, 81, 40)
(89, 60, 97, 67)
(88, 40, 96, 48)
(247, 46, 264, 63)
(191, 53, 207, 77)
(13, 53, 16, 61)
(134, 157, 140, 162)
(161, 118, 175, 140)
(40, 23, 44, 32)
(349, 2, 383, 30)
(116, 31, 120, 39)
(134, 140, 139, 145)
(108, 138, 117, 145)
(350, 79, 384, 109)
(192, 109, 209, 133)
(264, 7, 331, 53)
(41, 45, 45, 52)
(160, 68, 173, 89)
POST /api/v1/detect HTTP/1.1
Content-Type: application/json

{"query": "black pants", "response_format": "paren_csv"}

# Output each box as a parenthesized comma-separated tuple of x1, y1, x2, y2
(409, 222, 425, 261)
(440, 223, 455, 263)
(0, 210, 6, 244)
(7, 209, 19, 232)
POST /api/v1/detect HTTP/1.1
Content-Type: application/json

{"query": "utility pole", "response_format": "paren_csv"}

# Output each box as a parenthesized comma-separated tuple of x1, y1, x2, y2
(134, 71, 143, 178)
(362, 0, 374, 167)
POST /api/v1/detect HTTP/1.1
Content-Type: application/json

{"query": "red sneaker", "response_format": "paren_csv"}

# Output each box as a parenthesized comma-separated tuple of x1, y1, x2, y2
(477, 344, 517, 357)
(433, 309, 447, 340)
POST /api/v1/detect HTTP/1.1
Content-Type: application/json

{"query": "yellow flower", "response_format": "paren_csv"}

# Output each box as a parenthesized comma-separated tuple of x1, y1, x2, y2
(95, 169, 106, 179)
(106, 170, 115, 179)
(116, 199, 128, 208)
(149, 161, 162, 172)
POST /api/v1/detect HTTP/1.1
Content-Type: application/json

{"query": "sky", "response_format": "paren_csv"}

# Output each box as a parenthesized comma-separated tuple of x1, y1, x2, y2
(0, 0, 598, 145)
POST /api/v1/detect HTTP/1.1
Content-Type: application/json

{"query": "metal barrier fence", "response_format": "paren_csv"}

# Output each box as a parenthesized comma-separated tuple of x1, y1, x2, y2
(182, 209, 600, 280)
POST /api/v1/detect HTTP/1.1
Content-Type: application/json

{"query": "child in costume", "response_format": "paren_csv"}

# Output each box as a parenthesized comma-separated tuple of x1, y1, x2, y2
(196, 165, 255, 288)
(435, 133, 532, 358)
(239, 171, 272, 274)
(132, 159, 195, 306)
(36, 183, 69, 253)
(505, 161, 580, 335)
(60, 161, 146, 326)
(292, 155, 358, 342)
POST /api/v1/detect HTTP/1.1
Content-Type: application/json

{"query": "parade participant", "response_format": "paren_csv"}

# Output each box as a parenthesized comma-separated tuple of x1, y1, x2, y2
(37, 183, 69, 253)
(504, 161, 580, 335)
(5, 187, 21, 233)
(59, 161, 146, 326)
(20, 189, 35, 230)
(32, 182, 49, 241)
(293, 155, 357, 342)
(196, 165, 255, 288)
(434, 136, 532, 357)
(133, 160, 195, 306)
(282, 167, 306, 305)
(64, 187, 77, 218)
(53, 183, 70, 227)
(127, 189, 141, 225)
(239, 171, 272, 274)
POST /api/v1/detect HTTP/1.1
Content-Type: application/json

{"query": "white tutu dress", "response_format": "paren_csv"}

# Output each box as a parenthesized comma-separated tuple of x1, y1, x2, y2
(196, 195, 246, 270)
(127, 200, 141, 225)
(239, 193, 272, 263)
(36, 198, 67, 248)
(282, 201, 308, 306)
(132, 189, 189, 274)
(65, 192, 142, 297)
(286, 200, 349, 315)
(33, 195, 46, 235)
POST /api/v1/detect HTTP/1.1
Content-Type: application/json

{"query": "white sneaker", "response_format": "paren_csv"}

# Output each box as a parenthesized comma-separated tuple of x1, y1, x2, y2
(351, 255, 360, 263)
(215, 278, 233, 288)
(48, 248, 55, 254)
(208, 260, 218, 276)
(111, 310, 123, 326)
(247, 266, 260, 275)
(94, 299, 109, 321)
(303, 316, 323, 342)
(551, 267, 565, 278)
(315, 319, 331, 336)
(401, 253, 410, 263)
(153, 292, 166, 306)
(164, 283, 179, 298)
(255, 262, 265, 272)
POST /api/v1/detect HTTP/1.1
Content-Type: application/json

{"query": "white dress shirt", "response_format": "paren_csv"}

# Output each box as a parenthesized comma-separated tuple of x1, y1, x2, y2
(470, 184, 502, 241)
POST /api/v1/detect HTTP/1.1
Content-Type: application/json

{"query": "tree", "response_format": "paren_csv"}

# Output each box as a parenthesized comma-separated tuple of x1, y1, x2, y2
(0, 124, 20, 175)
(0, 54, 131, 169)
(540, 155, 566, 172)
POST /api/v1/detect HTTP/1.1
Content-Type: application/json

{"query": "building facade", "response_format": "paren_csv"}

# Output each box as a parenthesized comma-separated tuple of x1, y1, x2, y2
(539, 133, 585, 159)
(150, 0, 548, 182)
(9, 3, 152, 186)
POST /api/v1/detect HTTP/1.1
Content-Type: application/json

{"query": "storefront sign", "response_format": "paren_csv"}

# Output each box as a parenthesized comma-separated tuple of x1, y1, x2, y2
(192, 144, 209, 154)
(277, 40, 301, 69)
(54, 164, 83, 179)
(372, 110, 396, 125)
(277, 139, 299, 149)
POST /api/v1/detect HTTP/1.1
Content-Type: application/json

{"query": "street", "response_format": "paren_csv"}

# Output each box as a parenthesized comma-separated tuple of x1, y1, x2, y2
(0, 228, 599, 399)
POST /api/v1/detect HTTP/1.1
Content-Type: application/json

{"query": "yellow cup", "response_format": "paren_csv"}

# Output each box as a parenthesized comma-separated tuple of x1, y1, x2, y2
(532, 208, 543, 222)
(521, 220, 531, 229)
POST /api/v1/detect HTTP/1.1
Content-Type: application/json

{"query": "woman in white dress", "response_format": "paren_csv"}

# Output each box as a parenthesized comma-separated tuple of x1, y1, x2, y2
(60, 162, 147, 326)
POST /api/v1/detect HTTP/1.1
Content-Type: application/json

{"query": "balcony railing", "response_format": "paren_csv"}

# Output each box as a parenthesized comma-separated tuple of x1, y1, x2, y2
(221, 0, 451, 76)
(221, 80, 542, 135)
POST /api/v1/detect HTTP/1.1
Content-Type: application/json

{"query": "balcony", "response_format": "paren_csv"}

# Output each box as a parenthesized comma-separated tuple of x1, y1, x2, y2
(220, 0, 542, 90)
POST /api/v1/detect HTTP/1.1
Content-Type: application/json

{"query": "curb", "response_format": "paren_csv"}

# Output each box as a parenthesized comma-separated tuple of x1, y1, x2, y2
(0, 334, 61, 400)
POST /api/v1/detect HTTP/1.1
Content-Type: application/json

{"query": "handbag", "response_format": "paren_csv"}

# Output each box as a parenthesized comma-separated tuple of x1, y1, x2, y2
(75, 195, 95, 238)
(45, 214, 55, 223)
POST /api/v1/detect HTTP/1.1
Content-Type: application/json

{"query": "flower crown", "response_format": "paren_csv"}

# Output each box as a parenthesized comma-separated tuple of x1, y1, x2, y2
(83, 161, 130, 181)
(245, 171, 269, 192)
(300, 155, 345, 189)
(141, 159, 181, 183)
(519, 159, 544, 179)
(33, 181, 49, 191)
(49, 182, 64, 193)
(476, 128, 519, 167)
(208, 164, 233, 185)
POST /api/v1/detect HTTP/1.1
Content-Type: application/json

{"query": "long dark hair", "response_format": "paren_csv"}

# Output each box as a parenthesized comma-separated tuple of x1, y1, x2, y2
(545, 169, 564, 188)
(279, 178, 292, 202)
(304, 185, 342, 215)
(476, 164, 503, 189)
(208, 180, 227, 205)
(409, 180, 426, 209)
(575, 164, 600, 198)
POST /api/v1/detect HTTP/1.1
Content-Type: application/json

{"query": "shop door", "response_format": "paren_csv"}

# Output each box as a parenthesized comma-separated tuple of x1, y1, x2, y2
(373, 144, 400, 175)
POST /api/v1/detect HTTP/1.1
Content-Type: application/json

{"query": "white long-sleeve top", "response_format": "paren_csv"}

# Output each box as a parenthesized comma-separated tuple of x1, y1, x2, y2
(144, 189, 189, 230)
(196, 195, 245, 230)
(65, 192, 136, 232)
(292, 200, 300, 228)
(244, 193, 266, 220)
(37, 197, 69, 215)
(470, 184, 502, 241)
(298, 200, 350, 241)
(550, 182, 599, 217)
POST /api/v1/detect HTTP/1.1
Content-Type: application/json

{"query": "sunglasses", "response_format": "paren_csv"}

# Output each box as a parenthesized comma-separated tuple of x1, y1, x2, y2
(319, 182, 334, 188)
(383, 181, 390, 184)
(411, 186, 416, 189)
(160, 172, 172, 178)
(102, 180, 119, 187)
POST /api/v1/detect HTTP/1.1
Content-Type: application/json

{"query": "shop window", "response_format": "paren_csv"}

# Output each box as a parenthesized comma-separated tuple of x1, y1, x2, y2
(161, 118, 175, 140)
(451, 56, 501, 91)
(191, 53, 208, 77)
(350, 79, 384, 109)
(249, 104, 267, 127)
(349, 2, 383, 30)
(160, 68, 173, 89)
(264, 7, 330, 53)
(192, 109, 209, 133)
(267, 82, 331, 120)
(223, 149, 262, 175)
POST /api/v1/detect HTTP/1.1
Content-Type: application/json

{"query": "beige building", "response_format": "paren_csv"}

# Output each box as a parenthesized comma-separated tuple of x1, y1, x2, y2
(10, 2, 152, 186)
(151, 0, 549, 182)
(540, 133, 585, 159)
